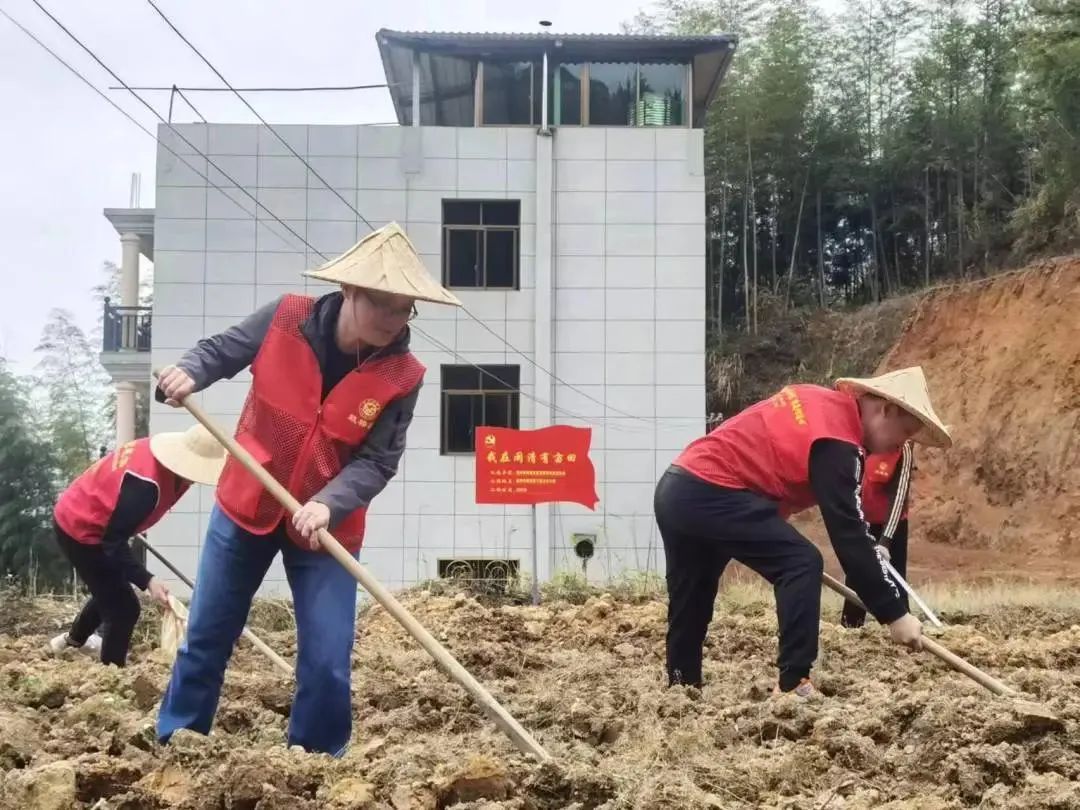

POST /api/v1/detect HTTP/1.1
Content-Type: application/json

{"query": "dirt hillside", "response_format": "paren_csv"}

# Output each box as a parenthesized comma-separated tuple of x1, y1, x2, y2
(1, 590, 1078, 809)
(881, 257, 1080, 581)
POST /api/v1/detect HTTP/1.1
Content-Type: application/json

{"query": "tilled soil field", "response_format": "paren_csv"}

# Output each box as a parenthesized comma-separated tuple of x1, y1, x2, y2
(1, 589, 1078, 809)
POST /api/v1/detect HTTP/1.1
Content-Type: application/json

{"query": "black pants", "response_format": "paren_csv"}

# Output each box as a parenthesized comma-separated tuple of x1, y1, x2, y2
(841, 520, 909, 627)
(54, 526, 141, 667)
(655, 467, 824, 692)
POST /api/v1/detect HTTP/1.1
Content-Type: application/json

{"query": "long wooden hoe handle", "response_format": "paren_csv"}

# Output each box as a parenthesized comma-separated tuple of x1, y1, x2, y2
(822, 572, 1014, 696)
(135, 533, 294, 676)
(159, 374, 551, 761)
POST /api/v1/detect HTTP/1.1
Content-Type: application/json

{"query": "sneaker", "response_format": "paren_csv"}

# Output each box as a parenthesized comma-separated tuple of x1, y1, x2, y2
(83, 634, 103, 654)
(771, 678, 819, 699)
(47, 633, 72, 655)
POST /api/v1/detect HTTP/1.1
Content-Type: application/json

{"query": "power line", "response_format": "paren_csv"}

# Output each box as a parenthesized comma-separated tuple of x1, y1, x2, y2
(108, 83, 392, 92)
(172, 84, 206, 123)
(142, 0, 700, 429)
(144, 0, 374, 232)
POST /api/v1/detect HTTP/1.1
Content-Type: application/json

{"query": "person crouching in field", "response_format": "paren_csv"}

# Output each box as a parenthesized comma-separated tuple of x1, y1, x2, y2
(153, 223, 461, 757)
(840, 440, 914, 627)
(655, 368, 951, 697)
(50, 425, 226, 666)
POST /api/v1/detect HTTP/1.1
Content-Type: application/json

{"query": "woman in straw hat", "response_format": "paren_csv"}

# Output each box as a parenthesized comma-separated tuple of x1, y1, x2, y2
(840, 440, 914, 628)
(655, 367, 950, 697)
(50, 424, 226, 667)
(154, 223, 460, 756)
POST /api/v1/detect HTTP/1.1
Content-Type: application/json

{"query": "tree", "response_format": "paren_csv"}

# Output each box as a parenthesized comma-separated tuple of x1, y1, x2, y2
(0, 360, 67, 592)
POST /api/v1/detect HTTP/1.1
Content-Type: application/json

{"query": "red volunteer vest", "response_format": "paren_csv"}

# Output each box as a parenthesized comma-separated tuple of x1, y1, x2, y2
(216, 294, 425, 552)
(53, 439, 187, 545)
(676, 385, 864, 517)
(861, 448, 907, 526)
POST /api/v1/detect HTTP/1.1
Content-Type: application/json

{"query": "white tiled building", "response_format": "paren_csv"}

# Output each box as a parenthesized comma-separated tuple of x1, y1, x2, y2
(102, 30, 736, 595)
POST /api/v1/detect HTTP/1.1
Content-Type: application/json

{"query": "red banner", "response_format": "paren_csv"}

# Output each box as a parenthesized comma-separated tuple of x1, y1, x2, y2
(475, 426, 598, 509)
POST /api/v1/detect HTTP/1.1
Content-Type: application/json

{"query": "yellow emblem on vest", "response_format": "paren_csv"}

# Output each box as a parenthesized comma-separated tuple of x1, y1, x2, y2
(348, 399, 382, 429)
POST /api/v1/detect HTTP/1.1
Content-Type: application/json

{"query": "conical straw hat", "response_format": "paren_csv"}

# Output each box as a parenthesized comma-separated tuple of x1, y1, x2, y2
(149, 424, 228, 486)
(835, 366, 952, 449)
(303, 222, 462, 307)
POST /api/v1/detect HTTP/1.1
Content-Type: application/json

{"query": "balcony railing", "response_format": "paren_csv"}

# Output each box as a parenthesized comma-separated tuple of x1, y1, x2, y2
(103, 297, 152, 352)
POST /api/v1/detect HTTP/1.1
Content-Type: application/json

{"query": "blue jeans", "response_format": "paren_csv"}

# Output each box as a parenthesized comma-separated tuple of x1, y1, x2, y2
(156, 505, 358, 755)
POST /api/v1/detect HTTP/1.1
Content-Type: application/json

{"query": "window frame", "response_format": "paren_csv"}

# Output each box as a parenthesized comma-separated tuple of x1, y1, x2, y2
(441, 199, 521, 290)
(440, 364, 521, 456)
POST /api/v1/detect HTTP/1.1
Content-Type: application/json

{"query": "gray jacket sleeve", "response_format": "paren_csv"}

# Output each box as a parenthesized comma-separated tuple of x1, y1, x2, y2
(313, 382, 421, 526)
(173, 297, 280, 391)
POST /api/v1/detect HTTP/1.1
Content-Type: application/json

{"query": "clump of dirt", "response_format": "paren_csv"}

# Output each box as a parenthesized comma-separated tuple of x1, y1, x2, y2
(2, 590, 1078, 808)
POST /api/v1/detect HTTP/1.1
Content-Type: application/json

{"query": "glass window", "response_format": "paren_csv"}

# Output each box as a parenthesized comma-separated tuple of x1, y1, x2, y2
(441, 365, 521, 454)
(549, 63, 583, 125)
(400, 53, 476, 126)
(637, 62, 687, 127)
(483, 61, 540, 125)
(588, 62, 637, 126)
(442, 201, 520, 289)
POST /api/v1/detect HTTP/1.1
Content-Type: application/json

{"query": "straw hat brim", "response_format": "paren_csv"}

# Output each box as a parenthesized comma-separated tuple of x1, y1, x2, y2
(835, 378, 953, 449)
(150, 430, 227, 486)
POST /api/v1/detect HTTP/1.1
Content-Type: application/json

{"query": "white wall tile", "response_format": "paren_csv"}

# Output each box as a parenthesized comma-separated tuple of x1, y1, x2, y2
(154, 283, 204, 317)
(655, 320, 706, 352)
(208, 155, 258, 188)
(554, 384, 606, 418)
(554, 320, 604, 353)
(308, 125, 357, 157)
(255, 187, 307, 220)
(556, 224, 604, 257)
(307, 156, 359, 190)
(605, 224, 655, 256)
(205, 252, 255, 285)
(206, 219, 256, 252)
(607, 129, 656, 161)
(656, 191, 705, 224)
(153, 251, 205, 284)
(156, 187, 207, 219)
(656, 289, 703, 320)
(403, 450, 454, 486)
(507, 161, 536, 192)
(204, 284, 256, 317)
(255, 219, 308, 253)
(655, 129, 691, 160)
(158, 123, 208, 156)
(505, 320, 534, 352)
(154, 316, 204, 349)
(606, 289, 655, 320)
(255, 284, 303, 308)
(453, 290, 511, 321)
(259, 155, 308, 188)
(207, 187, 257, 219)
(606, 320, 655, 353)
(554, 287, 603, 320)
(606, 353, 654, 385)
(408, 158, 456, 191)
(258, 125, 308, 156)
(356, 126, 405, 158)
(555, 191, 605, 224)
(606, 161, 654, 192)
(520, 224, 536, 256)
(406, 190, 446, 223)
(208, 124, 258, 155)
(506, 129, 535, 161)
(553, 352, 604, 385)
(556, 129, 605, 160)
(307, 188, 359, 221)
(657, 385, 704, 418)
(517, 193, 537, 225)
(605, 385, 654, 417)
(406, 416, 442, 453)
(307, 220, 359, 255)
(556, 255, 604, 288)
(458, 128, 506, 160)
(605, 256, 654, 288)
(657, 224, 705, 256)
(455, 320, 510, 352)
(555, 160, 605, 192)
(604, 450, 656, 483)
(656, 256, 703, 288)
(358, 189, 409, 223)
(605, 192, 656, 224)
(657, 160, 704, 193)
(158, 153, 208, 187)
(399, 221, 438, 255)
(655, 353, 703, 386)
(421, 127, 457, 159)
(155, 219, 205, 252)
(458, 160, 507, 192)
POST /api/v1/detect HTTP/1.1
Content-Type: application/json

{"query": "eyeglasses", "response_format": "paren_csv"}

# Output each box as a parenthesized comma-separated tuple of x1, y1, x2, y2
(360, 290, 418, 321)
